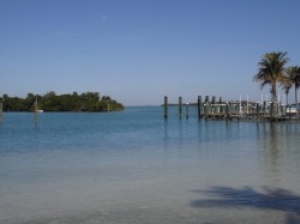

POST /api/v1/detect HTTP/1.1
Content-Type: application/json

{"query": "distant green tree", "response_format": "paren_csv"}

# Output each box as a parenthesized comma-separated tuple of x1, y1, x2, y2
(26, 93, 35, 98)
(43, 91, 56, 99)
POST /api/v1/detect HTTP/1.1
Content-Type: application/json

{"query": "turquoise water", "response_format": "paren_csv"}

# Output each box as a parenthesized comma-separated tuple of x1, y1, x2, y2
(0, 106, 300, 224)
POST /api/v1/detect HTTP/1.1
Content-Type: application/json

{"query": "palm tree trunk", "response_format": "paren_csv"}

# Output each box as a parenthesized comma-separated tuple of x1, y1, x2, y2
(295, 87, 297, 106)
(271, 82, 277, 103)
(271, 83, 277, 118)
(286, 92, 290, 117)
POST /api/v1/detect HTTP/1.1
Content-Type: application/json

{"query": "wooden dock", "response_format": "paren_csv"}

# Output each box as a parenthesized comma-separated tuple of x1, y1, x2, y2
(163, 96, 300, 122)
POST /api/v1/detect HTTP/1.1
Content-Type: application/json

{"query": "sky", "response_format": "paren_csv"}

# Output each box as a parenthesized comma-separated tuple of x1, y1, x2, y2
(1, 0, 300, 106)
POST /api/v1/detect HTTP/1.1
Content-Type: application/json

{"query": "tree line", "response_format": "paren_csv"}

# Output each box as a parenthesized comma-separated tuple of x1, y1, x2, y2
(253, 52, 300, 106)
(0, 91, 124, 112)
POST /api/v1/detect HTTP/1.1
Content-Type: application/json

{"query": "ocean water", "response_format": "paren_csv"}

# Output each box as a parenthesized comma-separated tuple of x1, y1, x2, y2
(0, 106, 300, 224)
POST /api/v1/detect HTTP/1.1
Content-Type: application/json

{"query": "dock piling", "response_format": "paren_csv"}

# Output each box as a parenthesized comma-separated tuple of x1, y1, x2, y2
(212, 96, 216, 114)
(226, 102, 229, 119)
(197, 96, 202, 119)
(186, 103, 189, 119)
(164, 96, 168, 118)
(179, 97, 182, 119)
(219, 97, 223, 114)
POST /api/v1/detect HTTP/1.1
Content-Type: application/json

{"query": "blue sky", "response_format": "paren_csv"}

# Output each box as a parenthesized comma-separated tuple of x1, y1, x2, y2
(1, 0, 300, 105)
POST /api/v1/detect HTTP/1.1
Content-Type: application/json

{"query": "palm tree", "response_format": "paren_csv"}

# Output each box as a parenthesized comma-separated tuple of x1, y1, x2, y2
(253, 52, 289, 103)
(282, 77, 292, 106)
(286, 66, 300, 111)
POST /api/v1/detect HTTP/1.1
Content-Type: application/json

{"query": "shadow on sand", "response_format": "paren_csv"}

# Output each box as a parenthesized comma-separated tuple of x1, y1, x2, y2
(190, 186, 300, 224)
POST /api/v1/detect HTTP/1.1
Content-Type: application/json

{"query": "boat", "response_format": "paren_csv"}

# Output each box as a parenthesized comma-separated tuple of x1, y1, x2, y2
(34, 98, 43, 113)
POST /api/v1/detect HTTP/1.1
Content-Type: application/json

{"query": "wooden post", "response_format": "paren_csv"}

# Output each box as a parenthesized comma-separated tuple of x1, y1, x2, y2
(197, 96, 202, 119)
(239, 95, 242, 115)
(212, 96, 216, 104)
(231, 102, 234, 118)
(205, 96, 209, 103)
(219, 97, 223, 115)
(164, 96, 168, 118)
(178, 97, 182, 119)
(226, 102, 229, 119)
(186, 103, 189, 119)
(212, 96, 216, 114)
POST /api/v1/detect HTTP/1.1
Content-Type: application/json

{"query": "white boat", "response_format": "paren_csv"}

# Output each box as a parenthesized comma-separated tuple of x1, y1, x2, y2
(34, 98, 43, 113)
(286, 107, 297, 114)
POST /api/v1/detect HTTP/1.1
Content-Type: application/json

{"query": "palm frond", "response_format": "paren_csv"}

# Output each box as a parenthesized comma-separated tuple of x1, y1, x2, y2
(287, 66, 300, 89)
(253, 52, 288, 100)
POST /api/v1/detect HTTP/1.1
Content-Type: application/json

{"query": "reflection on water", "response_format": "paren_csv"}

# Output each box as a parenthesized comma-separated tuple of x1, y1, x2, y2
(254, 122, 300, 190)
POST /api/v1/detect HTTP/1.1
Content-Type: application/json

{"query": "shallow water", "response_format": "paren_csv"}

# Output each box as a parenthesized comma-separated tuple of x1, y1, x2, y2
(0, 106, 300, 224)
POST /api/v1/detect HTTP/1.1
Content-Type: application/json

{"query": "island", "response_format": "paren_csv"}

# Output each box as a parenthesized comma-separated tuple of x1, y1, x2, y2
(0, 91, 124, 112)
